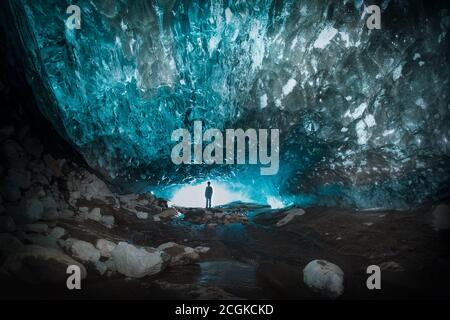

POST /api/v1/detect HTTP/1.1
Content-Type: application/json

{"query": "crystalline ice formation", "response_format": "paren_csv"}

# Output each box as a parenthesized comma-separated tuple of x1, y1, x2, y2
(4, 0, 450, 209)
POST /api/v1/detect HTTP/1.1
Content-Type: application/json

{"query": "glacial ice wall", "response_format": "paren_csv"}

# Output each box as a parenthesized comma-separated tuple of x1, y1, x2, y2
(4, 0, 450, 209)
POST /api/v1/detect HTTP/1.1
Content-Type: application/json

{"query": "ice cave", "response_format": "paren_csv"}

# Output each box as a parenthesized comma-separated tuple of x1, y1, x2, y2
(5, 0, 450, 209)
(0, 0, 449, 301)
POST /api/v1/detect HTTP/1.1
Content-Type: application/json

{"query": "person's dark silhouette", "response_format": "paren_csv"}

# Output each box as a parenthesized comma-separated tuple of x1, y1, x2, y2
(205, 182, 213, 209)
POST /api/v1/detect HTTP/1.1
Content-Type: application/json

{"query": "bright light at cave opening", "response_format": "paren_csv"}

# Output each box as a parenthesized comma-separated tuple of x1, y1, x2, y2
(169, 181, 252, 208)
(166, 180, 288, 209)
(267, 196, 285, 209)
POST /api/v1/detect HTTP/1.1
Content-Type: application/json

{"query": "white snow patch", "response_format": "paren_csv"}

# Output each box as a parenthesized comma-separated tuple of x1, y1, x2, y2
(208, 36, 220, 54)
(415, 98, 427, 109)
(282, 78, 297, 96)
(356, 120, 369, 145)
(225, 8, 233, 24)
(339, 32, 351, 47)
(345, 103, 368, 120)
(275, 99, 282, 108)
(364, 114, 376, 128)
(260, 94, 268, 109)
(393, 65, 403, 81)
(313, 26, 338, 49)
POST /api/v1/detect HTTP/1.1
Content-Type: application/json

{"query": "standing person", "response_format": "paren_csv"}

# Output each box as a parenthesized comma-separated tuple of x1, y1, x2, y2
(205, 182, 213, 209)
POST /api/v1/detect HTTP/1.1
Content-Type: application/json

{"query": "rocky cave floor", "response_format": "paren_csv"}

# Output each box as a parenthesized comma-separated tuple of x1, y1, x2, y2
(1, 126, 450, 300)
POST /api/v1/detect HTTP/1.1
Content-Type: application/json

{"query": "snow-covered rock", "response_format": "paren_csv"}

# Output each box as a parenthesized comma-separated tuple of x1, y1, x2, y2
(49, 227, 66, 239)
(10, 198, 43, 224)
(95, 239, 116, 258)
(65, 238, 101, 263)
(195, 246, 210, 254)
(87, 208, 102, 222)
(111, 242, 168, 278)
(66, 170, 117, 204)
(100, 215, 115, 229)
(7, 168, 31, 190)
(303, 260, 344, 299)
(136, 211, 148, 220)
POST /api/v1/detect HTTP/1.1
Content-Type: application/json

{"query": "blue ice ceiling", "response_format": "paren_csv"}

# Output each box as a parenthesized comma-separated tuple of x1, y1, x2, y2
(5, 0, 450, 209)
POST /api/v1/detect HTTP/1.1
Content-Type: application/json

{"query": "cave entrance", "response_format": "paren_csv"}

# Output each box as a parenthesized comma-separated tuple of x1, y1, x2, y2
(153, 179, 288, 209)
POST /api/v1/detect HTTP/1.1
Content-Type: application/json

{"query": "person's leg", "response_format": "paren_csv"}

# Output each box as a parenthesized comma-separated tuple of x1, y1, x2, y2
(206, 198, 208, 208)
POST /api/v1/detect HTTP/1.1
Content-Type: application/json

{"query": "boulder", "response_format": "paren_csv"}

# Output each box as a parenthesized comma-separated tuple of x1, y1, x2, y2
(432, 204, 450, 231)
(32, 173, 49, 186)
(136, 211, 148, 220)
(158, 242, 200, 266)
(7, 168, 31, 190)
(66, 171, 116, 204)
(23, 137, 43, 159)
(41, 196, 58, 211)
(0, 216, 16, 232)
(79, 206, 88, 212)
(4, 245, 87, 284)
(303, 260, 344, 299)
(155, 208, 178, 221)
(111, 242, 168, 278)
(41, 209, 59, 221)
(69, 191, 81, 206)
(276, 208, 305, 227)
(65, 238, 101, 263)
(95, 239, 116, 258)
(49, 227, 66, 239)
(195, 246, 210, 254)
(93, 260, 108, 276)
(87, 208, 102, 222)
(10, 198, 43, 224)
(1, 140, 27, 169)
(105, 258, 117, 273)
(118, 194, 139, 204)
(101, 215, 115, 229)
(0, 179, 21, 202)
(59, 209, 74, 219)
